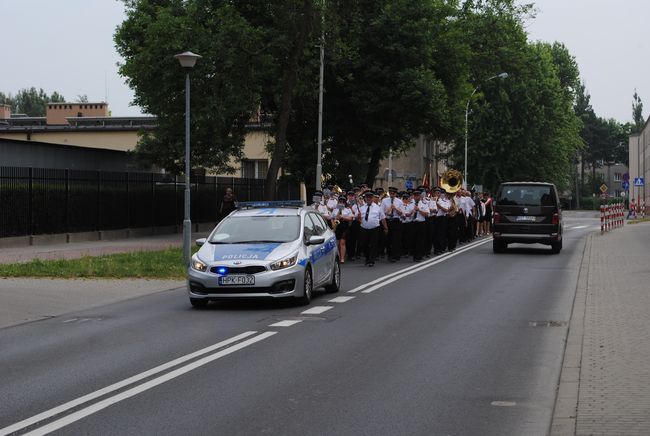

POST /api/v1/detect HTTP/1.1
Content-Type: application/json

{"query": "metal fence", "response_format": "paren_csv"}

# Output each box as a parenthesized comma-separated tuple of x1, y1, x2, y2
(0, 166, 299, 238)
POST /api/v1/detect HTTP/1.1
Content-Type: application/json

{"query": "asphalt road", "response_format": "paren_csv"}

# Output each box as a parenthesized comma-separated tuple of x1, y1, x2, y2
(0, 215, 599, 436)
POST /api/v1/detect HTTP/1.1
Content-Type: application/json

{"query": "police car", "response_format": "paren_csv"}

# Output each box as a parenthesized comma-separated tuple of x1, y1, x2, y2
(187, 201, 340, 307)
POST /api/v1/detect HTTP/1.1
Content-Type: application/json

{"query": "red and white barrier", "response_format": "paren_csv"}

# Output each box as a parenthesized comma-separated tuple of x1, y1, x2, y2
(601, 202, 625, 233)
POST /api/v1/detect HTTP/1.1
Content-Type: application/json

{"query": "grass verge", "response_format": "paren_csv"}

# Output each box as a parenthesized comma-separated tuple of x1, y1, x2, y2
(0, 247, 194, 279)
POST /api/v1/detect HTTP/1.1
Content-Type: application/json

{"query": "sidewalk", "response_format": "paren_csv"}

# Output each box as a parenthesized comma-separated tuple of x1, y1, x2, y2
(552, 221, 650, 435)
(0, 232, 208, 265)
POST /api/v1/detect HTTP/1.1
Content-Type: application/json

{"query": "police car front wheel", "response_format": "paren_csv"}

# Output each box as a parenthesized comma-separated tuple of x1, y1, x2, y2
(324, 260, 340, 293)
(296, 267, 313, 305)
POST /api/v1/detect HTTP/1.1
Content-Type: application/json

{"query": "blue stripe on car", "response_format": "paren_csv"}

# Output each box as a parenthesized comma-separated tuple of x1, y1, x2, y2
(211, 243, 281, 261)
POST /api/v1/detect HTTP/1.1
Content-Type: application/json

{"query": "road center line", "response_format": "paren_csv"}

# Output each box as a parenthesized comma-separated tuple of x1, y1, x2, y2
(328, 296, 355, 303)
(347, 237, 490, 294)
(269, 320, 303, 327)
(0, 331, 258, 436)
(361, 238, 492, 294)
(301, 306, 333, 315)
(21, 332, 277, 436)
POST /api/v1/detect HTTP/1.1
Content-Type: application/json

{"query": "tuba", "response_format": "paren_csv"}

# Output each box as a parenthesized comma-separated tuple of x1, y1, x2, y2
(440, 169, 463, 194)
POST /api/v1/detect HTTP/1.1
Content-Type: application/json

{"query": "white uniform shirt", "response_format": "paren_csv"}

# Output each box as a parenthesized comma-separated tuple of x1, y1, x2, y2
(428, 197, 439, 216)
(326, 198, 338, 211)
(399, 200, 415, 223)
(317, 203, 331, 219)
(436, 198, 450, 217)
(463, 197, 475, 217)
(381, 196, 403, 219)
(413, 199, 429, 222)
(358, 203, 385, 229)
(332, 207, 354, 221)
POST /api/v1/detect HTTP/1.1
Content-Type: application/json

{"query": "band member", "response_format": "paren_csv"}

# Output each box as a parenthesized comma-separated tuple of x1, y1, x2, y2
(434, 189, 450, 255)
(462, 190, 476, 242)
(314, 190, 333, 228)
(399, 191, 415, 258)
(332, 195, 354, 263)
(357, 190, 388, 267)
(381, 186, 403, 262)
(454, 189, 467, 245)
(411, 189, 430, 262)
(447, 193, 459, 251)
(426, 187, 439, 257)
(346, 190, 360, 261)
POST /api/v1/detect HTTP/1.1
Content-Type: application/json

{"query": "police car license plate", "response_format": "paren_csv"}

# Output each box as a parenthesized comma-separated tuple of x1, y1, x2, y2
(218, 275, 255, 286)
(516, 216, 536, 222)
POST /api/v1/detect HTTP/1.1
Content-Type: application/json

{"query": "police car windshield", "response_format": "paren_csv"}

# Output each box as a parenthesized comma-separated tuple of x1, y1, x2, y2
(209, 216, 300, 244)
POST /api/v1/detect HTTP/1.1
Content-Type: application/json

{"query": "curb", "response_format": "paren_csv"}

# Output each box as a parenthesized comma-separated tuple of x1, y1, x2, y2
(550, 232, 592, 435)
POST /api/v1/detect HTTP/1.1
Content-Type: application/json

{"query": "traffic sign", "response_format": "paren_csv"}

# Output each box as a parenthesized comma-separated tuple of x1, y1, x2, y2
(600, 183, 608, 193)
(622, 180, 630, 191)
(621, 191, 626, 198)
(405, 179, 414, 190)
(623, 172, 630, 181)
(634, 177, 645, 187)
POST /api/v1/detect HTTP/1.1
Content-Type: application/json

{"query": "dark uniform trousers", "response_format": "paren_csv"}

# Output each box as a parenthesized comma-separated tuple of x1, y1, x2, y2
(348, 220, 360, 259)
(412, 220, 427, 260)
(386, 218, 402, 260)
(434, 215, 447, 254)
(456, 213, 466, 243)
(359, 226, 380, 264)
(447, 215, 458, 250)
(424, 216, 436, 256)
(401, 221, 413, 257)
(465, 215, 475, 241)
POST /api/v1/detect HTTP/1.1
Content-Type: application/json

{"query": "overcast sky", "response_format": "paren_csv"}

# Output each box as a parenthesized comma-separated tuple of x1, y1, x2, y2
(3, 0, 648, 123)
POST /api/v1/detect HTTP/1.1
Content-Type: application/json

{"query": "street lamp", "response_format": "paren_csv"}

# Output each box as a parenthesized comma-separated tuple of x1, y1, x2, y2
(464, 72, 508, 189)
(174, 50, 202, 266)
(315, 3, 325, 191)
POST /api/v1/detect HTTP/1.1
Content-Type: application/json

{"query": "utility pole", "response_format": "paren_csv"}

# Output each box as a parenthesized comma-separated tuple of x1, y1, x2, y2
(315, 2, 325, 191)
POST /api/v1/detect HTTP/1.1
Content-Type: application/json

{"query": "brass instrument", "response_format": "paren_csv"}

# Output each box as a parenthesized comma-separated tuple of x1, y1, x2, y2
(440, 169, 463, 194)
(332, 185, 344, 195)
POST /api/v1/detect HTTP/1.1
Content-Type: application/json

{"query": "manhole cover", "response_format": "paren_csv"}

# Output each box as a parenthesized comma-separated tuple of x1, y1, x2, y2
(528, 321, 567, 327)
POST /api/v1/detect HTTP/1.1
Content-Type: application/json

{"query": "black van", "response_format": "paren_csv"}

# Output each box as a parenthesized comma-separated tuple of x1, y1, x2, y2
(492, 182, 563, 253)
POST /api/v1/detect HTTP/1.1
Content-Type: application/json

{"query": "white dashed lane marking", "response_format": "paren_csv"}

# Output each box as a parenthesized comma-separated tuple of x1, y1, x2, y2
(269, 320, 303, 328)
(301, 306, 333, 315)
(328, 296, 355, 303)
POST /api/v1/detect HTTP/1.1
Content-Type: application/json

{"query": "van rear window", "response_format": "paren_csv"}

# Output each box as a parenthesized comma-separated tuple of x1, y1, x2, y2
(498, 186, 555, 206)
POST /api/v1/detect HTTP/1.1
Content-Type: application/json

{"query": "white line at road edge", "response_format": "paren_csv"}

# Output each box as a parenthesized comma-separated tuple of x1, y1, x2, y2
(348, 237, 491, 294)
(328, 296, 355, 303)
(0, 331, 259, 436)
(361, 238, 492, 294)
(22, 332, 277, 436)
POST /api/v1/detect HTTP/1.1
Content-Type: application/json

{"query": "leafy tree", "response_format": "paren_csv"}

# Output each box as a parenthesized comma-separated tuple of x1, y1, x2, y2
(281, 0, 468, 190)
(453, 1, 582, 192)
(632, 89, 644, 133)
(0, 88, 65, 116)
(76, 94, 89, 103)
(115, 0, 267, 175)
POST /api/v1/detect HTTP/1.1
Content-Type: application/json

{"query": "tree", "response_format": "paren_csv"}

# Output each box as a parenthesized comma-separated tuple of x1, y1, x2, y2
(0, 88, 65, 116)
(115, 0, 267, 175)
(281, 0, 468, 190)
(76, 94, 89, 103)
(453, 2, 582, 192)
(632, 89, 644, 133)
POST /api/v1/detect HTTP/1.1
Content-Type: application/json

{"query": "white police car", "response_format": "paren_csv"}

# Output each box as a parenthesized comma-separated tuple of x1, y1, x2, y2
(187, 201, 340, 307)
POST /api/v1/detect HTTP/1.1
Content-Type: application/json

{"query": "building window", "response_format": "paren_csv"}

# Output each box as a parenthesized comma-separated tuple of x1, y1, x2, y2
(241, 159, 268, 179)
(614, 172, 622, 181)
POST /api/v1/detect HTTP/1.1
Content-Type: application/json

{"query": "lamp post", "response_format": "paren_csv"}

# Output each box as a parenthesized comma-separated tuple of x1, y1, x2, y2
(464, 72, 508, 189)
(315, 1, 325, 191)
(174, 51, 202, 266)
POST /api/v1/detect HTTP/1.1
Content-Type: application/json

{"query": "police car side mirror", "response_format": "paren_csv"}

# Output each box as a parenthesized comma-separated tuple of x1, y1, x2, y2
(195, 238, 206, 247)
(306, 236, 325, 245)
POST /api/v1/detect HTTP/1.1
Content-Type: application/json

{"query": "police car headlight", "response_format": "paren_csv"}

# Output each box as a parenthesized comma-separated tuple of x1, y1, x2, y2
(191, 256, 208, 272)
(270, 253, 298, 271)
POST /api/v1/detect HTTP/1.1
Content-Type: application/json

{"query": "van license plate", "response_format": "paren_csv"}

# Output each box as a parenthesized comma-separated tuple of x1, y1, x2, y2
(218, 275, 255, 286)
(516, 216, 536, 222)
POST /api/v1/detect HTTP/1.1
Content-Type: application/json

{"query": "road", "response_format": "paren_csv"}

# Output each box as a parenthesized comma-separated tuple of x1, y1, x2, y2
(0, 214, 599, 436)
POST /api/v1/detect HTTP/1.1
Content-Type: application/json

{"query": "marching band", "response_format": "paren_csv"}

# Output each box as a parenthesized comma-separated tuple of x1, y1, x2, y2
(312, 176, 490, 267)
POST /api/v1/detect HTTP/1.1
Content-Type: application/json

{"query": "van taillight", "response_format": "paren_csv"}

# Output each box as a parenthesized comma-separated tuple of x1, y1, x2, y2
(493, 212, 501, 224)
(552, 213, 559, 225)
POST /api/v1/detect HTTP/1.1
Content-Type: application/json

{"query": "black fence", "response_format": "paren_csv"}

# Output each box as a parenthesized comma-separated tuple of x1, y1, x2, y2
(0, 166, 299, 238)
